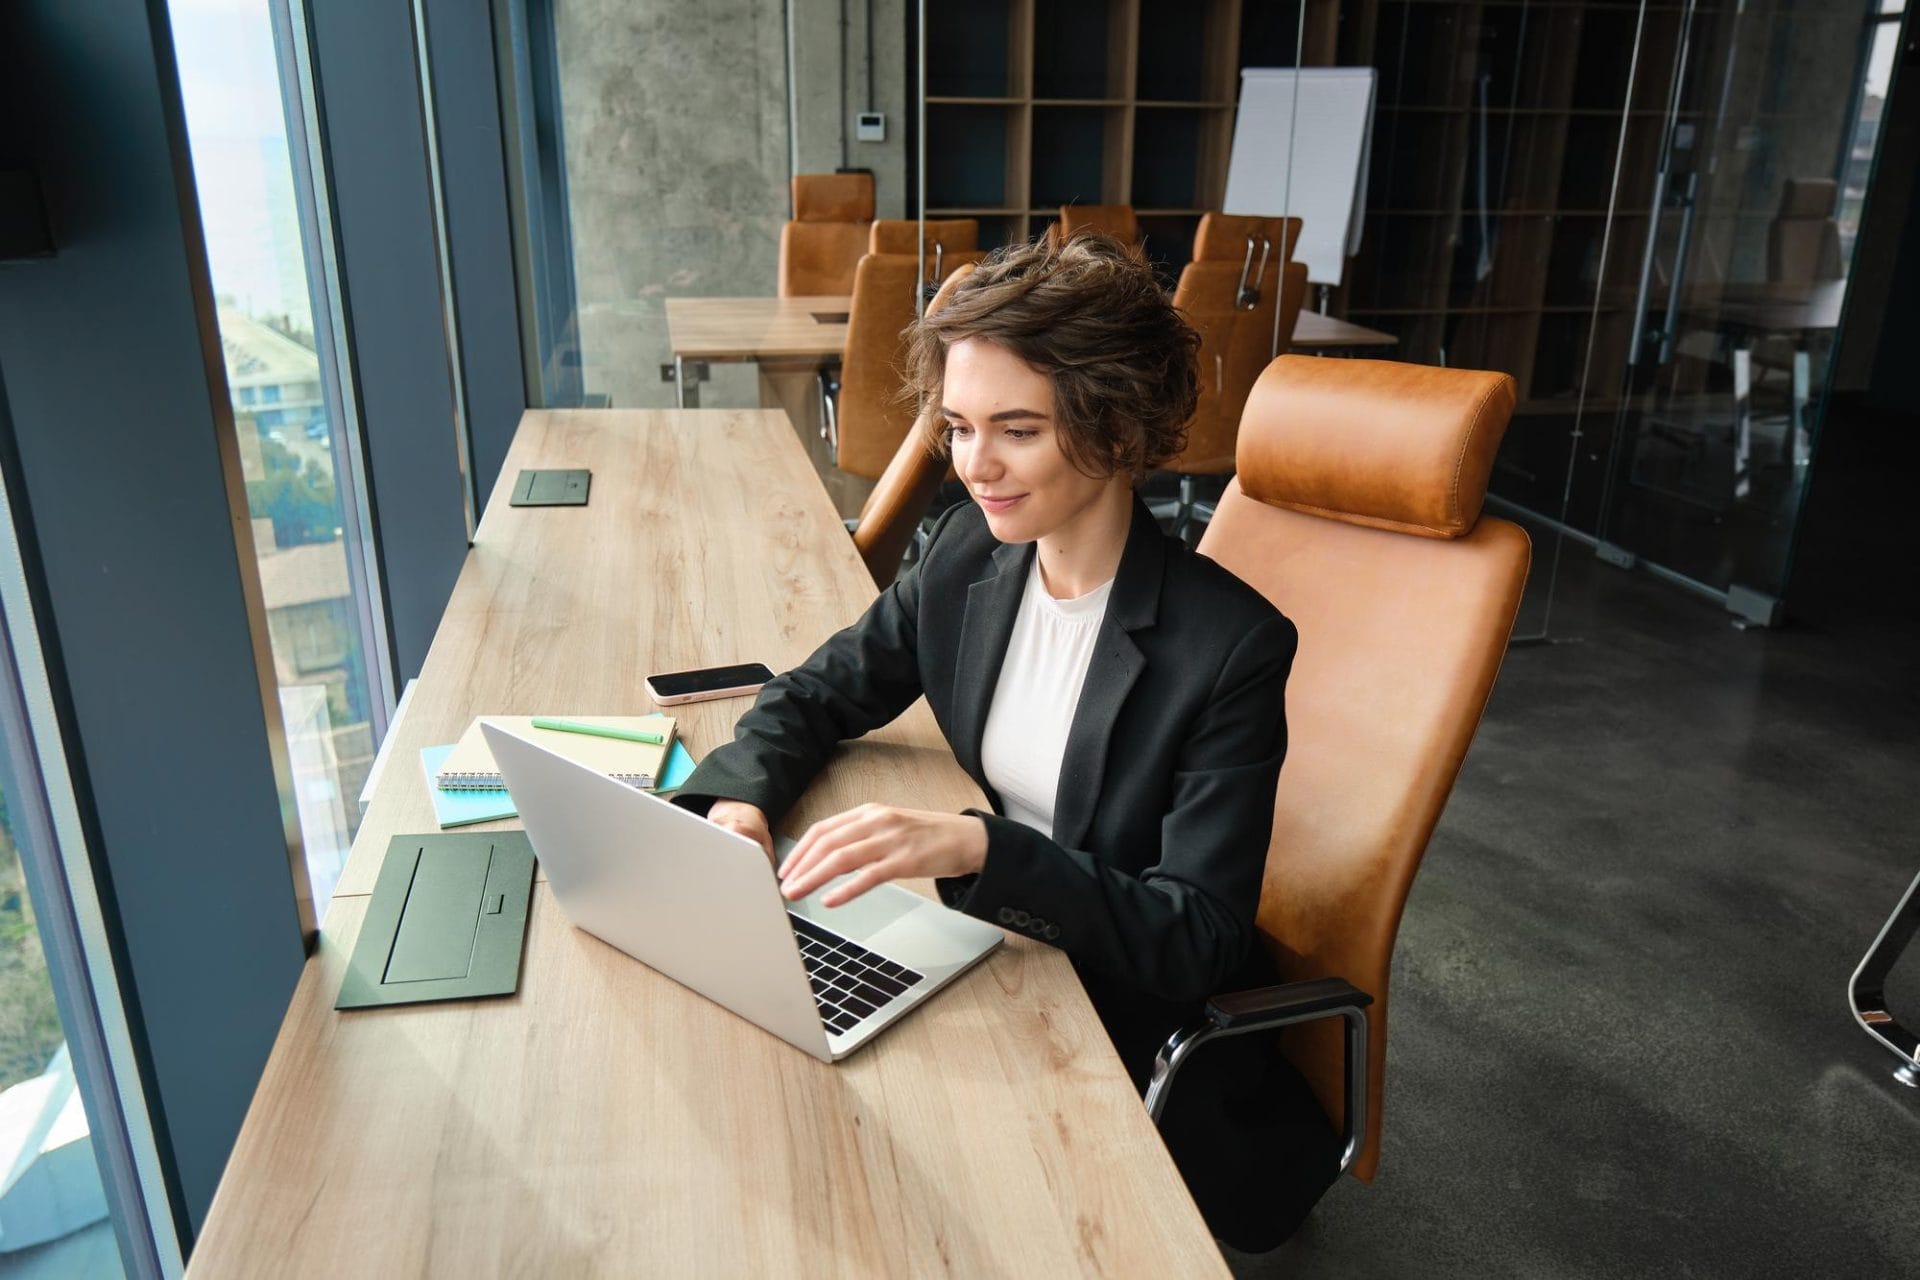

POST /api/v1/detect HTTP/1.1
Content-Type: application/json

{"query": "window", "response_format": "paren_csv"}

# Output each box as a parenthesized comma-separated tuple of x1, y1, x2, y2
(170, 0, 386, 906)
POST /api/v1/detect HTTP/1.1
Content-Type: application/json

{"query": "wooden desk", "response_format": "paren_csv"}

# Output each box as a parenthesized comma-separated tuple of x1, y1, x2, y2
(1291, 310, 1398, 353)
(189, 410, 1226, 1278)
(664, 296, 849, 408)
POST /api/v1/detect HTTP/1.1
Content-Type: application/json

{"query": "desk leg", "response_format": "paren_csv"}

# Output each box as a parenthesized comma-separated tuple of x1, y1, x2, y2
(1732, 344, 1753, 500)
(673, 356, 703, 409)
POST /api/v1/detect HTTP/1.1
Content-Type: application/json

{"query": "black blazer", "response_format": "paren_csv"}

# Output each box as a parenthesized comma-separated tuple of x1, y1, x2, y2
(677, 496, 1295, 1053)
(678, 497, 1339, 1247)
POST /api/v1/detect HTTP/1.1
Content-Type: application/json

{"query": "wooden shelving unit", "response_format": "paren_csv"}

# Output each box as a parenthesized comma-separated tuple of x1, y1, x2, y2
(920, 0, 1243, 274)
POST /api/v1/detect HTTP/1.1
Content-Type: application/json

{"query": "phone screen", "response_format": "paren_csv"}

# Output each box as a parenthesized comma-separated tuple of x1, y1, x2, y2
(646, 663, 775, 698)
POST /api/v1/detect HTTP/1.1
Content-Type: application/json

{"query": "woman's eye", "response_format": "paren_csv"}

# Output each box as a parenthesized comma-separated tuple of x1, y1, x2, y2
(946, 422, 973, 439)
(1005, 428, 1038, 441)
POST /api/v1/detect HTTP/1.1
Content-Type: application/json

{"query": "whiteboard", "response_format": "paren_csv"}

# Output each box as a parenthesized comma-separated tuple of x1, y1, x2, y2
(1222, 68, 1377, 287)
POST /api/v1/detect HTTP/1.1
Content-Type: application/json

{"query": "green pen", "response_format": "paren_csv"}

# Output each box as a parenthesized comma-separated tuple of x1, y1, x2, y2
(530, 716, 666, 745)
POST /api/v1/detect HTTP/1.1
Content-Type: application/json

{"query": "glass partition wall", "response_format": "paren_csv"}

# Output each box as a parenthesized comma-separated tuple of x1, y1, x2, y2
(500, 1, 1903, 627)
(908, 0, 1904, 629)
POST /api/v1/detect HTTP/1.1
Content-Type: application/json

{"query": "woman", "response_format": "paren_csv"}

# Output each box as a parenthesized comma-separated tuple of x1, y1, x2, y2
(674, 234, 1338, 1248)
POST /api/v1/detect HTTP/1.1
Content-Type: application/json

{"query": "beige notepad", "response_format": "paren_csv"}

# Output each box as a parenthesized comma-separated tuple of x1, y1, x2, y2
(435, 715, 678, 791)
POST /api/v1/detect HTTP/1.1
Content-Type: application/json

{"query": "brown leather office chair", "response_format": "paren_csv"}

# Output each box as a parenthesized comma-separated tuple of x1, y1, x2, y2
(1045, 203, 1140, 250)
(831, 250, 984, 481)
(1146, 356, 1531, 1199)
(778, 173, 875, 297)
(848, 265, 976, 587)
(867, 218, 978, 260)
(1158, 223, 1310, 535)
(1191, 213, 1302, 265)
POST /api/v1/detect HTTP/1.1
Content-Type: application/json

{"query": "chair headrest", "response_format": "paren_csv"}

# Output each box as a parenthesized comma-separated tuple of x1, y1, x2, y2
(791, 173, 875, 222)
(869, 219, 979, 254)
(1777, 178, 1836, 218)
(1193, 214, 1303, 262)
(1057, 204, 1139, 242)
(1237, 356, 1515, 539)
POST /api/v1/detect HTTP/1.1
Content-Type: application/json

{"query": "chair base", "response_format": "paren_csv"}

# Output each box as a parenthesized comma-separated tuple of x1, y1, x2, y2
(1848, 865, 1920, 1085)
(1147, 474, 1229, 541)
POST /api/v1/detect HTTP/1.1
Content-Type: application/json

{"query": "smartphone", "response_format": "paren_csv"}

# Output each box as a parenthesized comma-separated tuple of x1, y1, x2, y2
(645, 662, 776, 706)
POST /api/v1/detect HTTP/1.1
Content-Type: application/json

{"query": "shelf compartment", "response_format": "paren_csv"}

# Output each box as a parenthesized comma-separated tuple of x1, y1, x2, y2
(1031, 105, 1126, 208)
(1033, 0, 1129, 100)
(1137, 0, 1235, 103)
(1132, 106, 1222, 211)
(926, 0, 1024, 98)
(926, 104, 1028, 211)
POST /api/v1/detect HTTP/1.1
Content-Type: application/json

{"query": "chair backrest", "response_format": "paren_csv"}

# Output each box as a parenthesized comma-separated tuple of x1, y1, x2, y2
(850, 264, 975, 586)
(1168, 259, 1308, 474)
(779, 173, 875, 296)
(1056, 204, 1139, 245)
(1768, 178, 1842, 286)
(839, 251, 985, 480)
(1196, 356, 1531, 1182)
(868, 219, 979, 255)
(1192, 213, 1303, 264)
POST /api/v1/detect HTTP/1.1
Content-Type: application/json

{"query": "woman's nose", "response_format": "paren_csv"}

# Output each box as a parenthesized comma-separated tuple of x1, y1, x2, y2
(959, 438, 1000, 483)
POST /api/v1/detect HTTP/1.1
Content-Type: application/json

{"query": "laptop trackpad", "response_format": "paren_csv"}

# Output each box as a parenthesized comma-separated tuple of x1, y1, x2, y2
(788, 877, 919, 942)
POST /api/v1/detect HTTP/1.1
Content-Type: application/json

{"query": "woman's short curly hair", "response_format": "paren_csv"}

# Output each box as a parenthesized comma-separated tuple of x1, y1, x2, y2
(903, 233, 1199, 483)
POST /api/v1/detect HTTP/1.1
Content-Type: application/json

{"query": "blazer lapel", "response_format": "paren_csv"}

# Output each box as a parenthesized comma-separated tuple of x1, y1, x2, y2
(1050, 499, 1165, 851)
(950, 537, 1032, 791)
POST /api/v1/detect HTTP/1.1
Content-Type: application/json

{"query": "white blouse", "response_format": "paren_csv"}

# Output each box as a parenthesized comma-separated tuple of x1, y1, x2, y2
(978, 557, 1116, 840)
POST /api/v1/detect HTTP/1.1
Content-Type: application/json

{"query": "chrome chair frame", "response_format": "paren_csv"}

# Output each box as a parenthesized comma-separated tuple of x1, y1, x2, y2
(1235, 235, 1273, 310)
(1848, 866, 1920, 1088)
(1145, 976, 1375, 1175)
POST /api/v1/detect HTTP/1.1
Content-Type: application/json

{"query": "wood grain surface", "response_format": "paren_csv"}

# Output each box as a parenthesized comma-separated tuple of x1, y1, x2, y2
(335, 409, 969, 898)
(666, 296, 852, 360)
(188, 409, 1225, 1278)
(1291, 310, 1399, 350)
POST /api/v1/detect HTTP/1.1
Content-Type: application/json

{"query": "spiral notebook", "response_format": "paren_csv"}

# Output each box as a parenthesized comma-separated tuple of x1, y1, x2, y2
(435, 715, 677, 791)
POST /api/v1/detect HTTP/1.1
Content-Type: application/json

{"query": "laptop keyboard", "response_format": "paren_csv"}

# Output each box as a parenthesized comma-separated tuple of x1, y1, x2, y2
(788, 912, 925, 1036)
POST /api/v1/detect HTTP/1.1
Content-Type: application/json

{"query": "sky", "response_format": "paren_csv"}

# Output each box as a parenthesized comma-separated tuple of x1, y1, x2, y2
(168, 0, 312, 323)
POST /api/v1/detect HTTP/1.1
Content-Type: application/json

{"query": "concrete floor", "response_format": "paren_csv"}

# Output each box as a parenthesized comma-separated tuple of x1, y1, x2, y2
(1226, 518, 1920, 1278)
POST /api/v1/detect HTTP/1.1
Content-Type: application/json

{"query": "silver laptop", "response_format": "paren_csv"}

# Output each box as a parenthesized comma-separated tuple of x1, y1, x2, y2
(483, 723, 1002, 1061)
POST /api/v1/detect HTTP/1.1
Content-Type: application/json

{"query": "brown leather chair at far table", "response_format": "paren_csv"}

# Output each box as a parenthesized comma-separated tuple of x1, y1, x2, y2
(1158, 213, 1309, 536)
(827, 244, 984, 481)
(778, 172, 875, 296)
(1145, 355, 1531, 1216)
(1044, 203, 1141, 250)
(847, 264, 976, 587)
(866, 217, 980, 290)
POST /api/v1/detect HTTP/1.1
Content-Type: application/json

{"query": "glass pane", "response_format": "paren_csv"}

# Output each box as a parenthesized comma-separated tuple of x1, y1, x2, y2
(1322, 0, 1653, 629)
(0, 776, 124, 1276)
(170, 0, 379, 905)
(1595, 0, 1899, 600)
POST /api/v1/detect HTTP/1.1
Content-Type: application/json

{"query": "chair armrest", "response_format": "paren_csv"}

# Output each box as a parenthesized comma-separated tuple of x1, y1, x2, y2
(1207, 976, 1373, 1029)
(1145, 976, 1374, 1175)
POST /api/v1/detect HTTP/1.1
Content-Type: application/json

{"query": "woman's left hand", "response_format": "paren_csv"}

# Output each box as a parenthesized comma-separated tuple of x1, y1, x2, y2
(777, 804, 988, 907)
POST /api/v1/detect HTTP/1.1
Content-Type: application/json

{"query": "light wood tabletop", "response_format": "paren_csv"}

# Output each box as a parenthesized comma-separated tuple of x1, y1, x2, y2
(188, 409, 1227, 1278)
(1291, 310, 1398, 351)
(665, 296, 852, 361)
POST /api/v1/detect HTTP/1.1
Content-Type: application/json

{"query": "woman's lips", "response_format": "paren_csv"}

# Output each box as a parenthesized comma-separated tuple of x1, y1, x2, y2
(976, 494, 1025, 514)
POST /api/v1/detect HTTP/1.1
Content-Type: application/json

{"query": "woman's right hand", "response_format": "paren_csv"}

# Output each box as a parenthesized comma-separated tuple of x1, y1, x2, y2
(706, 800, 775, 863)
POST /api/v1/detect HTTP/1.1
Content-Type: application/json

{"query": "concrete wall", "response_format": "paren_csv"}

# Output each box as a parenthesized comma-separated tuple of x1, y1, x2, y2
(554, 0, 906, 409)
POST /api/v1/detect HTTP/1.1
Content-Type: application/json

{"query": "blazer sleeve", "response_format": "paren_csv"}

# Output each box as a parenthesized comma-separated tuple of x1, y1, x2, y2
(941, 611, 1294, 1003)
(672, 503, 965, 822)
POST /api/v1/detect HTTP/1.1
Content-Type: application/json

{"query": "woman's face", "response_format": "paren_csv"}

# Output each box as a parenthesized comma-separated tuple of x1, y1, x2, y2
(941, 337, 1126, 546)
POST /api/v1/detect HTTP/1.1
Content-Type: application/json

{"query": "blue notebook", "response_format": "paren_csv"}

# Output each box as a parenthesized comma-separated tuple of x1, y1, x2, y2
(419, 741, 699, 829)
